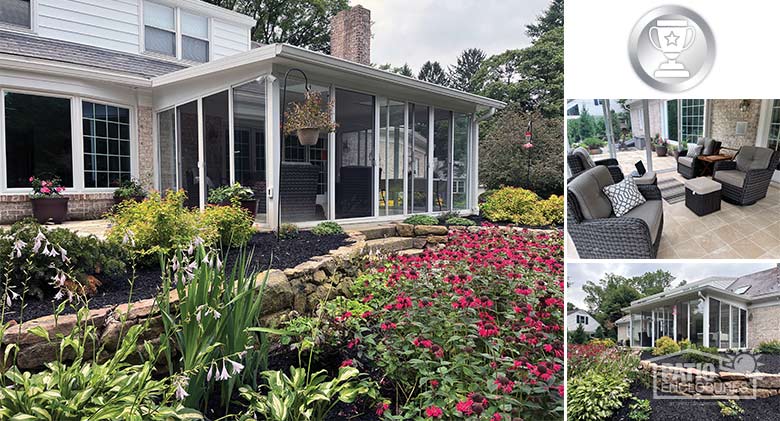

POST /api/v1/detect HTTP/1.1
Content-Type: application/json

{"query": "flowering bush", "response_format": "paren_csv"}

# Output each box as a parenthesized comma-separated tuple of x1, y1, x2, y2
(337, 227, 564, 419)
(201, 204, 255, 247)
(283, 91, 338, 135)
(652, 336, 680, 356)
(29, 176, 65, 198)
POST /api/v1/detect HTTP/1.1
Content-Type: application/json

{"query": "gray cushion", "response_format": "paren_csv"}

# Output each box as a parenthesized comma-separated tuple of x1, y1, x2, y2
(621, 200, 663, 244)
(568, 166, 615, 220)
(634, 171, 657, 185)
(573, 147, 596, 169)
(702, 138, 715, 155)
(678, 156, 694, 168)
(736, 146, 774, 172)
(714, 170, 746, 188)
(685, 177, 721, 194)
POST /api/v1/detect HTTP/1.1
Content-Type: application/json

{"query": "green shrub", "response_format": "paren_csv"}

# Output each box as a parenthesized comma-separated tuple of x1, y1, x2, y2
(113, 178, 146, 199)
(0, 219, 126, 300)
(278, 223, 299, 239)
(756, 339, 780, 354)
(107, 190, 216, 261)
(652, 336, 680, 356)
(403, 215, 439, 225)
(589, 338, 616, 347)
(629, 398, 652, 421)
(207, 182, 255, 204)
(202, 204, 255, 247)
(480, 186, 541, 224)
(683, 345, 719, 363)
(679, 339, 692, 350)
(718, 400, 744, 418)
(567, 370, 632, 421)
(537, 194, 564, 225)
(478, 190, 496, 204)
(311, 221, 345, 236)
(582, 137, 606, 148)
(445, 216, 476, 226)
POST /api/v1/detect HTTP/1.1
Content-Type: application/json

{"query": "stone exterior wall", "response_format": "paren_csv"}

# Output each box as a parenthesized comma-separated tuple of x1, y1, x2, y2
(0, 193, 114, 224)
(137, 106, 155, 191)
(749, 304, 780, 348)
(710, 99, 762, 151)
(630, 100, 663, 139)
(640, 360, 780, 399)
(330, 5, 371, 65)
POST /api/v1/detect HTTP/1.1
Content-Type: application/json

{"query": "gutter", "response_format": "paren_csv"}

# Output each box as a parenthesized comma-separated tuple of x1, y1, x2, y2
(476, 107, 497, 122)
(621, 286, 749, 312)
(0, 54, 152, 88)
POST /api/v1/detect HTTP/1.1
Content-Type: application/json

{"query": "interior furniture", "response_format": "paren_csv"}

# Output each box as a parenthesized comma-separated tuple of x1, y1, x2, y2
(280, 162, 319, 222)
(567, 166, 664, 259)
(684, 177, 722, 216)
(677, 139, 722, 179)
(696, 154, 732, 177)
(713, 146, 780, 205)
(336, 166, 373, 218)
(567, 146, 624, 182)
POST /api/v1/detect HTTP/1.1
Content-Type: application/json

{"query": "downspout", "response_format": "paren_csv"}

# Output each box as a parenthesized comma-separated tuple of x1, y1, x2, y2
(473, 107, 496, 212)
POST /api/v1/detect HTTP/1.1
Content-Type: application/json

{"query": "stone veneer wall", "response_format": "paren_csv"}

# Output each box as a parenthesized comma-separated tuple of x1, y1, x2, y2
(330, 5, 371, 65)
(640, 360, 780, 399)
(709, 99, 762, 151)
(137, 106, 155, 191)
(630, 99, 663, 139)
(748, 305, 780, 348)
(0, 193, 114, 224)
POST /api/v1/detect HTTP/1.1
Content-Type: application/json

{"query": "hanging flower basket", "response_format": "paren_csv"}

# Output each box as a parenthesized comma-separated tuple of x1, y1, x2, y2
(283, 91, 338, 146)
(29, 176, 68, 224)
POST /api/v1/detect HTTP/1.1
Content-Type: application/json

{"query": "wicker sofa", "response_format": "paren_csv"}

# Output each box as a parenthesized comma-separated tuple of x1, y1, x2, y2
(712, 146, 780, 205)
(567, 166, 664, 259)
(567, 146, 624, 182)
(677, 139, 722, 179)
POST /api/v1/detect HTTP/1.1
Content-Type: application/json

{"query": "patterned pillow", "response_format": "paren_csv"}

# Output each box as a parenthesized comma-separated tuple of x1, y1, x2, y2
(686, 144, 703, 158)
(602, 177, 647, 217)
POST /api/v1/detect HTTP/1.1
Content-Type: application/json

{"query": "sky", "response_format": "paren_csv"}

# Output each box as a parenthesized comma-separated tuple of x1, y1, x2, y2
(352, 0, 550, 73)
(567, 262, 777, 311)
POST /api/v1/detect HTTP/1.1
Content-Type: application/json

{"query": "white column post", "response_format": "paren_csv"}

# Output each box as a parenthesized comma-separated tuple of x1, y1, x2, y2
(602, 99, 616, 159)
(471, 117, 480, 212)
(328, 84, 336, 220)
(629, 313, 634, 347)
(448, 111, 455, 211)
(374, 97, 381, 217)
(703, 296, 710, 348)
(673, 305, 678, 342)
(228, 87, 235, 185)
(197, 98, 205, 210)
(427, 106, 434, 213)
(651, 310, 656, 348)
(265, 75, 279, 230)
(642, 99, 654, 172)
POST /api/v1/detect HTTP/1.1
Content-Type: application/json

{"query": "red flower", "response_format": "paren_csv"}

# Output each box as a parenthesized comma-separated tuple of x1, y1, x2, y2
(425, 405, 443, 418)
(340, 359, 353, 367)
(376, 402, 389, 416)
(491, 413, 503, 421)
(429, 379, 439, 388)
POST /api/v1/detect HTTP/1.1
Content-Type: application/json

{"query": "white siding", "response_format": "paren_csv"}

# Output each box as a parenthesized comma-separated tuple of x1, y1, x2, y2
(212, 18, 249, 60)
(37, 0, 141, 54)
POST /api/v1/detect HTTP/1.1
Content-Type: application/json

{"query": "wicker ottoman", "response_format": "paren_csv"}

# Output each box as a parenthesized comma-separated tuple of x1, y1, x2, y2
(685, 177, 721, 216)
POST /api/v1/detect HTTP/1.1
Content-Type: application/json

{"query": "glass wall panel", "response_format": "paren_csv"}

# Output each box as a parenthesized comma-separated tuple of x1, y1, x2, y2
(655, 306, 673, 341)
(709, 298, 720, 348)
(233, 80, 267, 223)
(631, 313, 642, 347)
(408, 104, 429, 213)
(281, 80, 330, 222)
(5, 92, 73, 187)
(639, 312, 652, 347)
(676, 302, 688, 341)
(453, 113, 470, 210)
(433, 109, 451, 211)
(203, 91, 230, 201)
(731, 306, 739, 349)
(740, 309, 747, 348)
(335, 88, 375, 219)
(82, 101, 131, 188)
(378, 99, 405, 216)
(691, 299, 704, 346)
(158, 108, 177, 192)
(177, 101, 199, 207)
(720, 302, 730, 349)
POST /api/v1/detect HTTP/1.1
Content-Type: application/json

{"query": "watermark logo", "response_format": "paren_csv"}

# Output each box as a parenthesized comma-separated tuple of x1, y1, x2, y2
(629, 5, 715, 92)
(646, 349, 761, 400)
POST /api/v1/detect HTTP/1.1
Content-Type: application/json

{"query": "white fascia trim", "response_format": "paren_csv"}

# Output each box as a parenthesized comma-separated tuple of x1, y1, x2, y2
(0, 54, 152, 88)
(149, 0, 256, 27)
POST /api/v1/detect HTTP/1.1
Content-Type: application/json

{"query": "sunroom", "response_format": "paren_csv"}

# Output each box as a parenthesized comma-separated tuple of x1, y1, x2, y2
(150, 44, 505, 229)
(624, 282, 749, 350)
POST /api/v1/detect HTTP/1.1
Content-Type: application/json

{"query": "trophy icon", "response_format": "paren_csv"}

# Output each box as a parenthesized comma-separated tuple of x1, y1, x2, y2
(649, 20, 696, 78)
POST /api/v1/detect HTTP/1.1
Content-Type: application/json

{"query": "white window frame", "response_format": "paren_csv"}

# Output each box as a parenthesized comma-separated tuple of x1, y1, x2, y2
(0, 0, 36, 33)
(0, 87, 137, 194)
(140, 1, 212, 63)
(680, 99, 706, 144)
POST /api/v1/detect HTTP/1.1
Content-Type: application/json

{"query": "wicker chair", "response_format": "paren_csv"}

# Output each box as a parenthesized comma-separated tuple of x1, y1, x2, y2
(677, 139, 722, 179)
(712, 146, 780, 205)
(567, 166, 664, 259)
(567, 146, 624, 182)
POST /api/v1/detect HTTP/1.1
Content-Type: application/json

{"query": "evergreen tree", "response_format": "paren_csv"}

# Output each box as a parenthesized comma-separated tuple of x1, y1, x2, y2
(418, 61, 449, 86)
(448, 48, 486, 93)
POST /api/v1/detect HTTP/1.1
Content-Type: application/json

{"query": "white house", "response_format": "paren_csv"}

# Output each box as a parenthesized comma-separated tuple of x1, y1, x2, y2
(566, 99, 604, 119)
(567, 309, 601, 334)
(0, 0, 504, 228)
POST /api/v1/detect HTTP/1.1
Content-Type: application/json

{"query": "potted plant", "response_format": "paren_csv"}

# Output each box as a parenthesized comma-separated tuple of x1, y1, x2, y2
(29, 176, 68, 224)
(655, 135, 668, 157)
(283, 91, 338, 145)
(208, 182, 258, 218)
(113, 178, 147, 205)
(669, 144, 679, 159)
(582, 137, 606, 155)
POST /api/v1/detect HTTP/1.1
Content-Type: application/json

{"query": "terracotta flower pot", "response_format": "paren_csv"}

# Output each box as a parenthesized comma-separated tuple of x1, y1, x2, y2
(296, 127, 320, 145)
(656, 145, 668, 157)
(31, 196, 69, 224)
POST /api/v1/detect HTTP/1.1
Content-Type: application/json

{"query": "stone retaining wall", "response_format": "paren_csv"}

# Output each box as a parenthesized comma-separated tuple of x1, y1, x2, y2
(0, 224, 465, 369)
(640, 360, 780, 399)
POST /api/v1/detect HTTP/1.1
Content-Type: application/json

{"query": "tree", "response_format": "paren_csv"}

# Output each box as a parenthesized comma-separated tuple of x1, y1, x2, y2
(378, 63, 414, 77)
(569, 324, 589, 345)
(417, 61, 449, 86)
(576, 108, 596, 140)
(204, 0, 349, 53)
(448, 48, 486, 93)
(480, 105, 563, 197)
(526, 0, 563, 41)
(567, 302, 577, 312)
(632, 270, 675, 296)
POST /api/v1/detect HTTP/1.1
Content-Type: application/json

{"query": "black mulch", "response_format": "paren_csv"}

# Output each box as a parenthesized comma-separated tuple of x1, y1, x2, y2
(640, 351, 780, 374)
(2, 232, 349, 324)
(609, 382, 780, 421)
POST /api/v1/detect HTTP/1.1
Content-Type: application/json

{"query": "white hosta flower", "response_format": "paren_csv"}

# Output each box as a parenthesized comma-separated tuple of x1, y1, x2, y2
(216, 362, 230, 381)
(59, 246, 69, 263)
(32, 231, 46, 253)
(122, 229, 136, 247)
(12, 239, 26, 258)
(193, 236, 204, 247)
(45, 246, 59, 258)
(216, 256, 223, 271)
(52, 271, 67, 288)
(54, 290, 64, 301)
(207, 363, 214, 382)
(174, 376, 190, 401)
(172, 256, 180, 272)
(187, 242, 195, 255)
(210, 308, 221, 320)
(227, 358, 244, 375)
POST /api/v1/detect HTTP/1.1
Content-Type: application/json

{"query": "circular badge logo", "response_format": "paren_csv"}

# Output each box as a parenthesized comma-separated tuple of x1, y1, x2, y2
(629, 5, 715, 92)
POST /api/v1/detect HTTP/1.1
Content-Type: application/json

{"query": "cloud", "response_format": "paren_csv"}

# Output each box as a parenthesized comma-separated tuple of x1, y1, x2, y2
(567, 262, 776, 310)
(353, 0, 550, 73)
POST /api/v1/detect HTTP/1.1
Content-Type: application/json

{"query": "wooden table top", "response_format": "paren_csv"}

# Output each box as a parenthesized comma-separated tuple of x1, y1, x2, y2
(697, 154, 733, 162)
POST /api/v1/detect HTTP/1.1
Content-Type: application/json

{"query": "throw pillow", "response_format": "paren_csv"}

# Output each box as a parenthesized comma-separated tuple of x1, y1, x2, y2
(686, 144, 703, 158)
(602, 177, 647, 217)
(702, 138, 714, 155)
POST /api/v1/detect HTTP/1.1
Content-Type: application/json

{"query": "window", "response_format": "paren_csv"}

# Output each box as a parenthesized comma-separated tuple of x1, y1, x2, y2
(576, 315, 588, 325)
(733, 285, 751, 295)
(144, 1, 210, 62)
(0, 0, 31, 29)
(82, 101, 131, 188)
(681, 99, 705, 143)
(4, 92, 73, 188)
(665, 100, 678, 140)
(767, 100, 780, 151)
(144, 2, 176, 57)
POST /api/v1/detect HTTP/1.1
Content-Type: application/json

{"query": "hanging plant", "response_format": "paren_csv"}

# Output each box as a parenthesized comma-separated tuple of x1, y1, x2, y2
(283, 91, 338, 145)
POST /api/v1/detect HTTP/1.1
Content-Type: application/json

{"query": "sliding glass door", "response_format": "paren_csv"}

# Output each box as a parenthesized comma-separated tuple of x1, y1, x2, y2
(408, 104, 429, 213)
(335, 88, 375, 219)
(203, 91, 230, 201)
(176, 101, 199, 207)
(433, 109, 451, 212)
(379, 99, 406, 216)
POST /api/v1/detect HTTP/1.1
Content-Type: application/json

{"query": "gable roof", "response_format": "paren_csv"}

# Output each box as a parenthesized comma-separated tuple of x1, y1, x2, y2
(726, 267, 780, 298)
(615, 315, 631, 324)
(629, 276, 737, 307)
(0, 30, 186, 79)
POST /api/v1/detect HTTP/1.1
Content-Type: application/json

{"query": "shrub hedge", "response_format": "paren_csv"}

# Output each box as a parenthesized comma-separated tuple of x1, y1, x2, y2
(480, 186, 563, 226)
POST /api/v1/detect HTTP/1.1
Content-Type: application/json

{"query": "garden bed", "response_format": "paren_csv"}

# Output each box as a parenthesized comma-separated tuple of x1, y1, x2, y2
(465, 214, 562, 230)
(2, 231, 350, 323)
(640, 351, 780, 374)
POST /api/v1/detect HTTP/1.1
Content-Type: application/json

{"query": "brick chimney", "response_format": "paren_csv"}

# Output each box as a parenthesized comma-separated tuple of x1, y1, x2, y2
(330, 5, 371, 65)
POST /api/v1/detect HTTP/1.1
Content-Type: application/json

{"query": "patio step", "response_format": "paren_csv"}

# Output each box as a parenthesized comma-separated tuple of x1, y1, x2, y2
(358, 225, 398, 240)
(364, 237, 417, 254)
